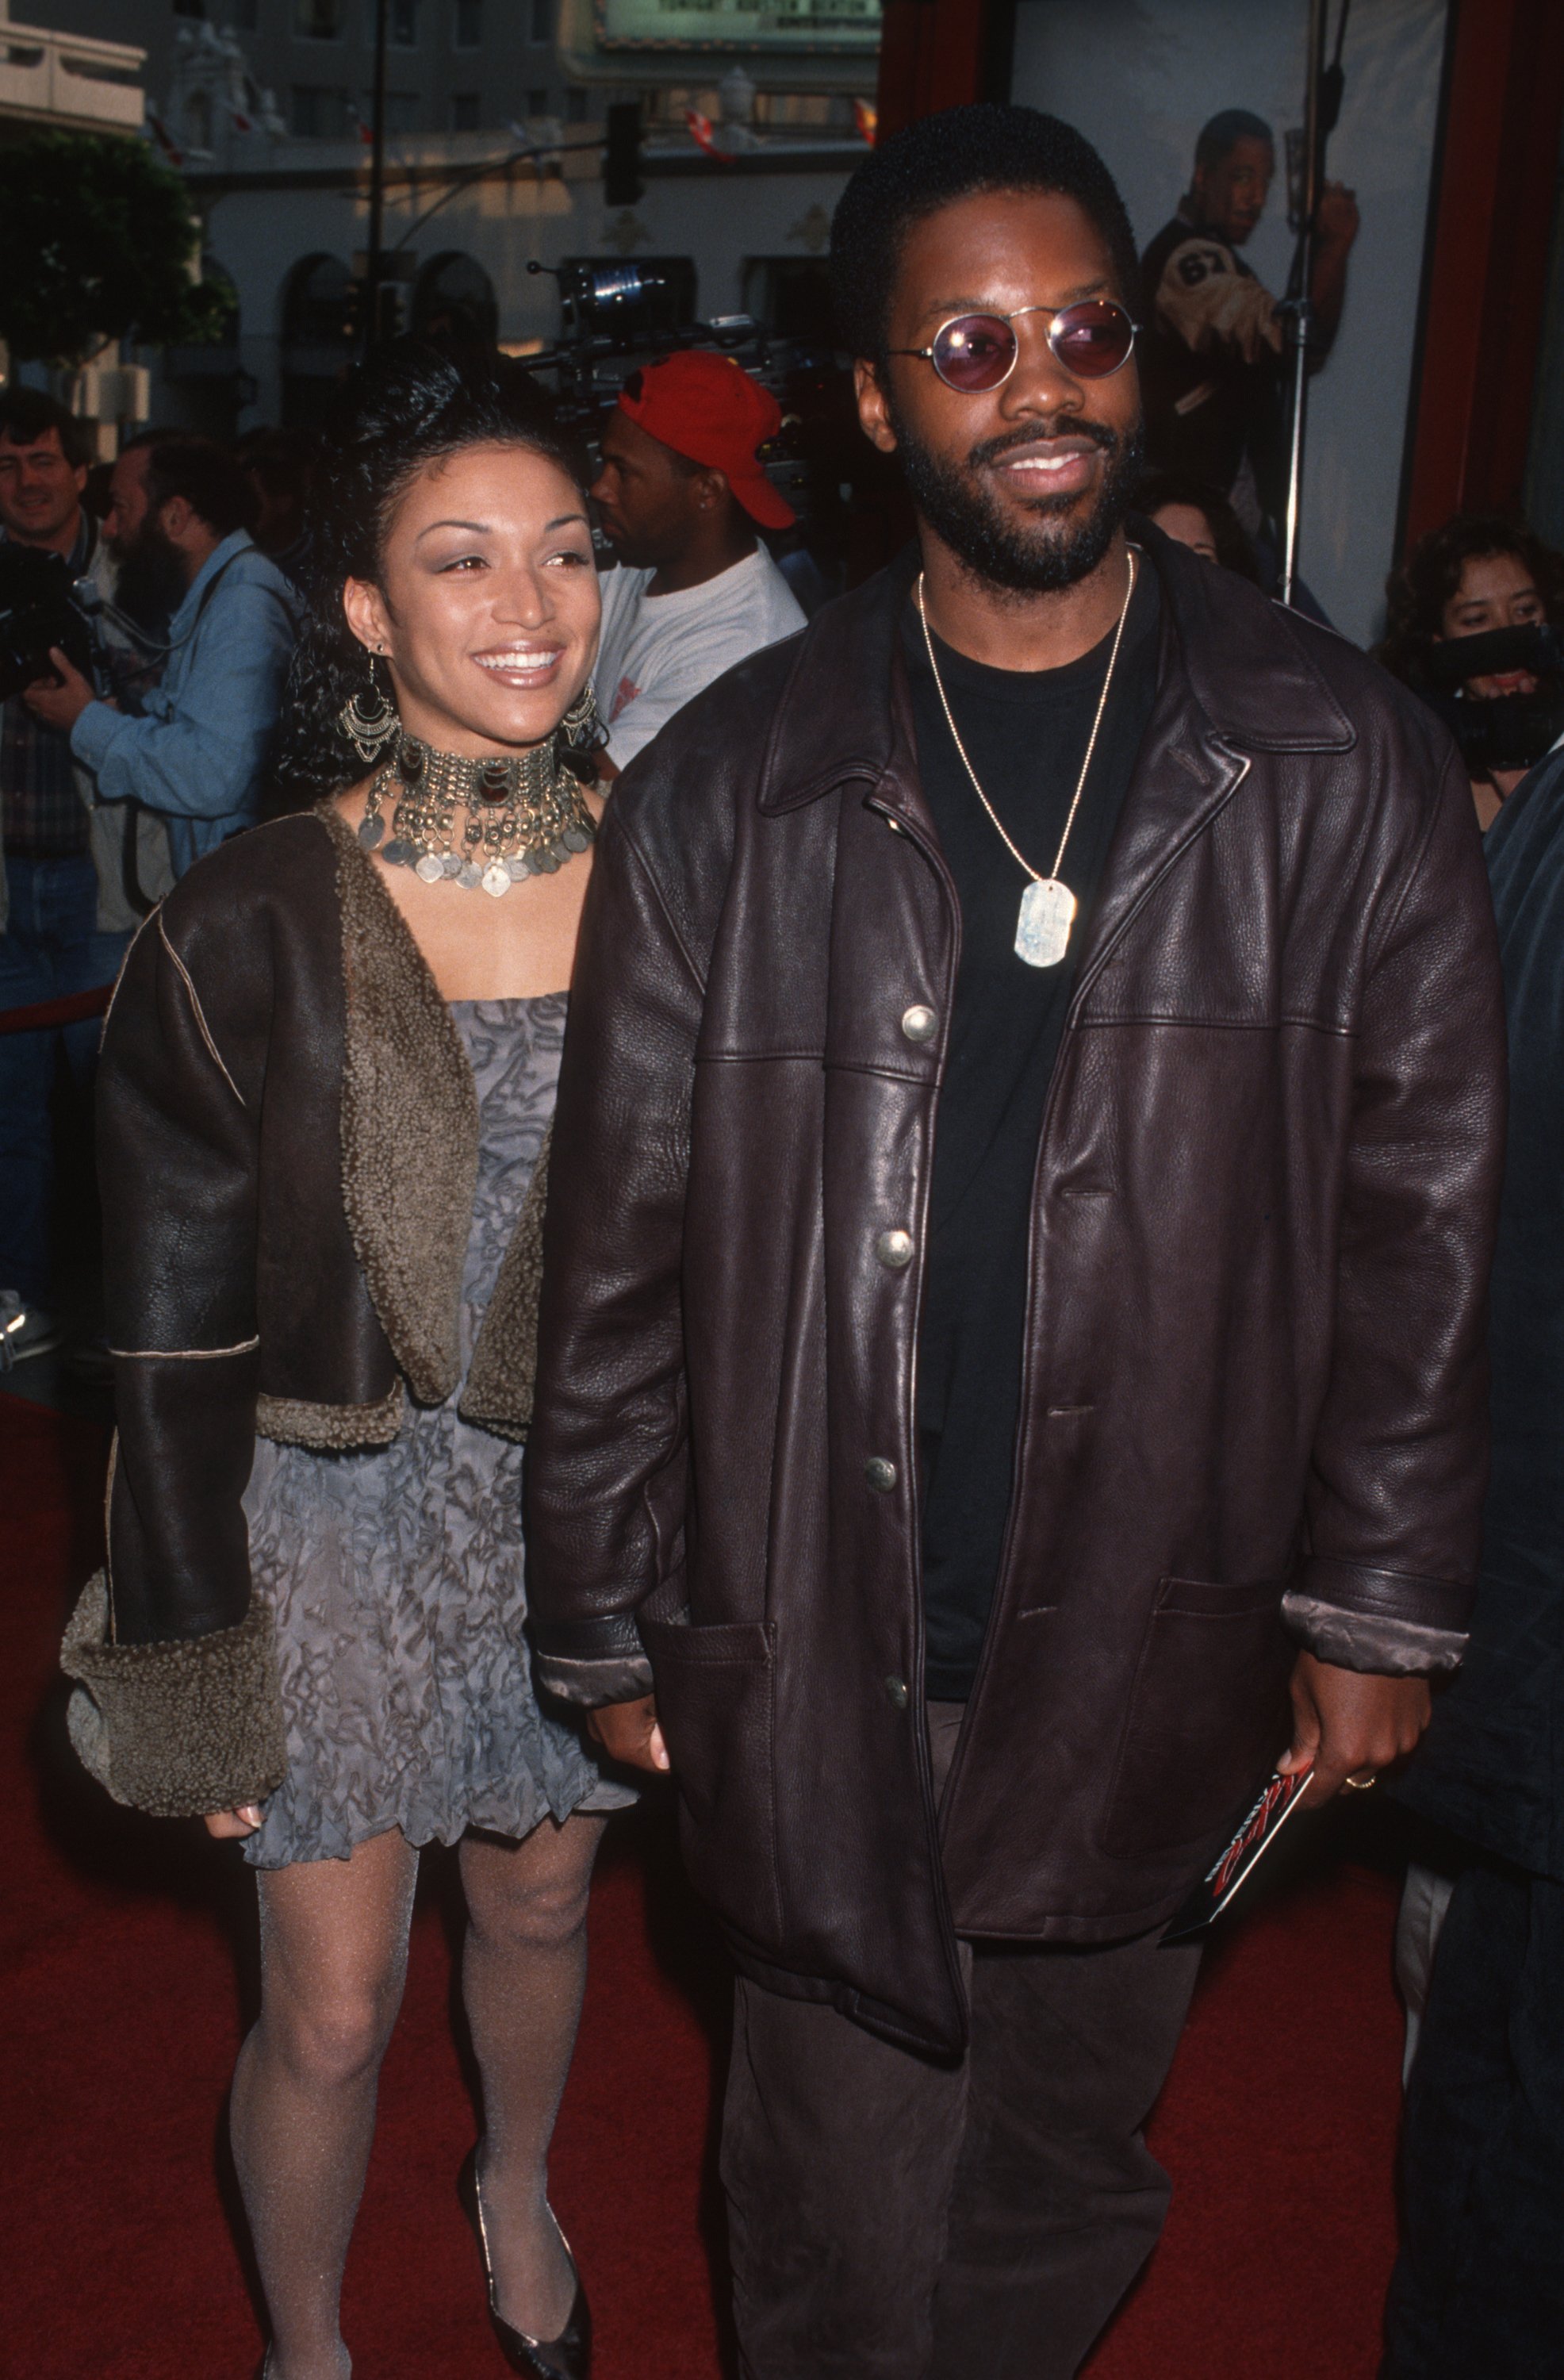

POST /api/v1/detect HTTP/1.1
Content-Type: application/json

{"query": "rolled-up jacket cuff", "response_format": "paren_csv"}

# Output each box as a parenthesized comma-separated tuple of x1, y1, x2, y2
(1282, 1579, 1468, 1678)
(60, 1569, 287, 1815)
(535, 1651, 656, 1707)
(531, 1610, 654, 1708)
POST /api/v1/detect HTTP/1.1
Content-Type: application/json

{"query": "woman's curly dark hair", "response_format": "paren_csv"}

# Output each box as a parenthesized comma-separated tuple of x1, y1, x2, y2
(271, 340, 589, 806)
(1378, 512, 1564, 690)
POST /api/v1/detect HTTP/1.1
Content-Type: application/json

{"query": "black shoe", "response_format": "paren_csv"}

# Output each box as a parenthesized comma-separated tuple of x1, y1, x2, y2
(458, 2148, 592, 2380)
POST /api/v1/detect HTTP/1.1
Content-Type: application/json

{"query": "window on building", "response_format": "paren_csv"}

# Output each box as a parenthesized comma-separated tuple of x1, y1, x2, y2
(232, 0, 259, 28)
(564, 86, 587, 124)
(454, 0, 481, 45)
(293, 0, 342, 37)
(451, 91, 481, 130)
(384, 89, 419, 131)
(174, 1, 206, 19)
(525, 86, 549, 117)
(290, 83, 350, 136)
(528, 0, 551, 43)
(412, 251, 498, 348)
(390, 0, 418, 44)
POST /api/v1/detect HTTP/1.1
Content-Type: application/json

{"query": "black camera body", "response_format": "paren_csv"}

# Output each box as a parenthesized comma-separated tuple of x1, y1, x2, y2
(1418, 621, 1564, 776)
(0, 541, 98, 705)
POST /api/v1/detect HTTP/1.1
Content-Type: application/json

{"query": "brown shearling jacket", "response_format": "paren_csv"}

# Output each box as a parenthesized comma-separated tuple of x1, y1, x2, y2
(525, 529, 1507, 2057)
(60, 803, 548, 1819)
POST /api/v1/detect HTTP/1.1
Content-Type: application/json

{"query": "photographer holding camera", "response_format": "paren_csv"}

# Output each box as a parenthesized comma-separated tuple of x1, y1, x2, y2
(0, 390, 171, 1368)
(23, 432, 299, 881)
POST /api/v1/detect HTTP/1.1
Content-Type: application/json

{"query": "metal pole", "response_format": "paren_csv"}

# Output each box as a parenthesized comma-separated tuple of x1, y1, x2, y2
(365, 0, 389, 353)
(1280, 0, 1328, 607)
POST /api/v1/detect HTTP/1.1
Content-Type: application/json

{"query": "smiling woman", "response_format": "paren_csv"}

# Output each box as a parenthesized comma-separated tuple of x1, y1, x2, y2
(61, 343, 616, 2379)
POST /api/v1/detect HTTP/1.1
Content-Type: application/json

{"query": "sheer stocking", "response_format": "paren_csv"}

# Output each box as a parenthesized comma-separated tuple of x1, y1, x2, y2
(459, 1813, 608, 2340)
(232, 1828, 418, 2380)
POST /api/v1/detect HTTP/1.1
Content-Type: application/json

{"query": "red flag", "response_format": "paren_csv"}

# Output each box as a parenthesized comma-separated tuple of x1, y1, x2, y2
(230, 106, 254, 134)
(146, 109, 184, 167)
(347, 102, 374, 148)
(853, 98, 877, 146)
(684, 106, 732, 163)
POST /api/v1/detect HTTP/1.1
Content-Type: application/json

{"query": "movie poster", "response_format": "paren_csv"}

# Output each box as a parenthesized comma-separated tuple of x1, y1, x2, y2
(1010, 0, 1450, 643)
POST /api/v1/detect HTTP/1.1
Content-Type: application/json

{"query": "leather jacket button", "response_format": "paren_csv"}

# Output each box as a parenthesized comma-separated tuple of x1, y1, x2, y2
(900, 1004, 937, 1044)
(864, 1455, 898, 1493)
(876, 1228, 914, 1269)
(884, 1674, 910, 1710)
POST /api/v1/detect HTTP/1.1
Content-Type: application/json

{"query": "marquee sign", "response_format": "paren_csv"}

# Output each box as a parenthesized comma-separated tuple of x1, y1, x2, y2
(596, 0, 881, 53)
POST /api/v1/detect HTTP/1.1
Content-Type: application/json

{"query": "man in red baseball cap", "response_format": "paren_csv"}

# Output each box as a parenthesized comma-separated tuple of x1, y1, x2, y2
(590, 350, 805, 774)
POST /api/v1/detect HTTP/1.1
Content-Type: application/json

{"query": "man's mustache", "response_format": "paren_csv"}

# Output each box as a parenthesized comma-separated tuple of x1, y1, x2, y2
(966, 417, 1123, 472)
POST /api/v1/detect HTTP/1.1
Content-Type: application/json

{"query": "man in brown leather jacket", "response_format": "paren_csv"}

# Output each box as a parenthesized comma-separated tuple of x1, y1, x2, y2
(526, 107, 1505, 2378)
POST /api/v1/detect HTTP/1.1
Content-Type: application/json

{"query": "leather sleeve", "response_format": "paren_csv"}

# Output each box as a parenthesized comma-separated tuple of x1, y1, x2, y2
(524, 797, 706, 1705)
(1292, 745, 1506, 1668)
(97, 904, 263, 1646)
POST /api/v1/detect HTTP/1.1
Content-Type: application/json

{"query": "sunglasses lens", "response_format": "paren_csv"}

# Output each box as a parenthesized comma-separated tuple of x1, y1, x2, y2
(931, 315, 1017, 391)
(1050, 301, 1135, 378)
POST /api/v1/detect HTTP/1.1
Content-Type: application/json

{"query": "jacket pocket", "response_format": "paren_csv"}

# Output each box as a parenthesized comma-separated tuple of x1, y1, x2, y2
(1102, 1576, 1294, 1860)
(639, 1610, 784, 1952)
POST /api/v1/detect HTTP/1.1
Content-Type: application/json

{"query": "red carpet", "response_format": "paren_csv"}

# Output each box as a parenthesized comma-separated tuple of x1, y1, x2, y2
(2, 1393, 1405, 2378)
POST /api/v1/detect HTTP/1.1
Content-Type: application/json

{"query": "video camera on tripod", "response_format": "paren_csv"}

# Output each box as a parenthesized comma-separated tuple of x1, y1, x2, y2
(512, 257, 852, 538)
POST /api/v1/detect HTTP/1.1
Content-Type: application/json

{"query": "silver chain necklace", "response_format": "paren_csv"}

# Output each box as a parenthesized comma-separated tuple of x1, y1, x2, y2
(916, 548, 1137, 967)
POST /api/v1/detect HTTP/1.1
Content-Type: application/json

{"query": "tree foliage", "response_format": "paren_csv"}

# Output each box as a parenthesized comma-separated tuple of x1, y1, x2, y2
(0, 132, 229, 365)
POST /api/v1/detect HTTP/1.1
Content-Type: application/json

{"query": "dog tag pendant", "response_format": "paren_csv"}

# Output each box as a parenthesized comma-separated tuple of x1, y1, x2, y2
(1015, 876, 1076, 968)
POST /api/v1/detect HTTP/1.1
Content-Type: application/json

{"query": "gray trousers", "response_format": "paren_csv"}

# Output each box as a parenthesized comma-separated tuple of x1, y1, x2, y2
(721, 1705, 1203, 2380)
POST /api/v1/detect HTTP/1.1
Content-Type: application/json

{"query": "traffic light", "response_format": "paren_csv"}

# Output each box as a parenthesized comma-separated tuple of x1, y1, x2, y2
(603, 100, 644, 207)
(342, 274, 404, 351)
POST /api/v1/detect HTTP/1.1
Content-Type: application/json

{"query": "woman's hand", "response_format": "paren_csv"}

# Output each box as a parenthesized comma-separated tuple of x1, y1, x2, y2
(204, 1804, 264, 1839)
(588, 1694, 670, 1774)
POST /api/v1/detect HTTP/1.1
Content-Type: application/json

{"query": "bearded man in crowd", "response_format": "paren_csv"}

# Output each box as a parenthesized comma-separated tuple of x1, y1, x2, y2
(526, 105, 1503, 2380)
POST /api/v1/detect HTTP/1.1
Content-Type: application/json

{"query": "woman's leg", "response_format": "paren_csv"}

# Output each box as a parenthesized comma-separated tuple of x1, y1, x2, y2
(459, 1812, 609, 2339)
(232, 1828, 420, 2380)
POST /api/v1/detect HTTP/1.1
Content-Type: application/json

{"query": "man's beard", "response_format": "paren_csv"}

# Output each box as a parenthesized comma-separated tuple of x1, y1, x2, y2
(888, 401, 1144, 597)
(111, 519, 186, 635)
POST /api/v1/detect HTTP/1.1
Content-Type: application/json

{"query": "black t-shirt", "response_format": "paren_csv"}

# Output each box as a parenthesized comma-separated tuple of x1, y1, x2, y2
(904, 561, 1162, 1700)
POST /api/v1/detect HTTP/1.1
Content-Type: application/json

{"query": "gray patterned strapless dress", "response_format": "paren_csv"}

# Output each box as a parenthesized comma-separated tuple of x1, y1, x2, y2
(241, 994, 634, 1871)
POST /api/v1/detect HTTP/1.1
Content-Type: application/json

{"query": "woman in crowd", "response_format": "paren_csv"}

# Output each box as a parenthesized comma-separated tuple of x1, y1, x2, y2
(1380, 512, 1564, 829)
(61, 343, 620, 2380)
(1137, 467, 1261, 580)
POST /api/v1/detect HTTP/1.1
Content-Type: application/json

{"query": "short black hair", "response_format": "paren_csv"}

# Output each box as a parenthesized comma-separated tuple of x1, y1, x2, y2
(0, 386, 91, 471)
(830, 102, 1140, 366)
(1194, 109, 1275, 173)
(125, 432, 258, 539)
(1136, 467, 1260, 582)
(234, 424, 320, 506)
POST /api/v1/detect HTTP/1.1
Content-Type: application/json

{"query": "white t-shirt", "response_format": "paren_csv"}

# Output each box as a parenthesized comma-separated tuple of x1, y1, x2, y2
(593, 545, 807, 768)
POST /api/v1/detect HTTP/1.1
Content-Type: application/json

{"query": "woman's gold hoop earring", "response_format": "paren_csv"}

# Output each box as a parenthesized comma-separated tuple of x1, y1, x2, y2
(339, 651, 399, 764)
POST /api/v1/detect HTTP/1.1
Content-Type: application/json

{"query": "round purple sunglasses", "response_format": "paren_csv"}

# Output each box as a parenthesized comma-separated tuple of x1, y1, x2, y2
(887, 299, 1140, 392)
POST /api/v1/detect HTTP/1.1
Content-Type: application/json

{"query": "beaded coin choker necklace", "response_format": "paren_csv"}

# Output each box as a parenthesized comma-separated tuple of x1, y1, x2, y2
(357, 729, 596, 897)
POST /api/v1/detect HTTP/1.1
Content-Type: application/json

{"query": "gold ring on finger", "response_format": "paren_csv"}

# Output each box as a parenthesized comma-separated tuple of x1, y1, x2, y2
(1342, 1772, 1378, 1791)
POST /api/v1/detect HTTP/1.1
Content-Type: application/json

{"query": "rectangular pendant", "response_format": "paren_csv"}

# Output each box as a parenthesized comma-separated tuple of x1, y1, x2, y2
(1015, 876, 1076, 968)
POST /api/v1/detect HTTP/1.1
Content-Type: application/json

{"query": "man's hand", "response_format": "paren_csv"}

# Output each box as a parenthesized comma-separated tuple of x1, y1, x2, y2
(1315, 180, 1360, 251)
(588, 1692, 669, 1774)
(1278, 1650, 1431, 1807)
(21, 646, 98, 734)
